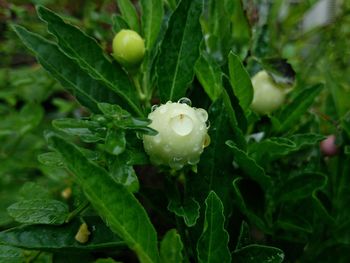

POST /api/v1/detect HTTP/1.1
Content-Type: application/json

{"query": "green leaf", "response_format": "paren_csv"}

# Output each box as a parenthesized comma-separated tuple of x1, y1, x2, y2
(7, 199, 69, 225)
(160, 229, 183, 263)
(236, 221, 251, 250)
(196, 98, 235, 215)
(194, 52, 223, 101)
(38, 152, 64, 167)
(112, 15, 129, 33)
(0, 217, 125, 252)
(18, 182, 50, 200)
(232, 178, 269, 233)
(36, 6, 142, 116)
(226, 140, 271, 189)
(221, 89, 247, 149)
(200, 0, 233, 63)
(168, 198, 200, 227)
(104, 129, 126, 156)
(196, 191, 231, 263)
(248, 133, 325, 165)
(108, 154, 139, 193)
(12, 25, 125, 113)
(48, 135, 159, 263)
(157, 0, 203, 102)
(140, 0, 164, 50)
(232, 244, 284, 263)
(228, 52, 254, 113)
(52, 118, 105, 143)
(276, 172, 327, 203)
(275, 84, 323, 133)
(117, 0, 140, 32)
(0, 245, 24, 263)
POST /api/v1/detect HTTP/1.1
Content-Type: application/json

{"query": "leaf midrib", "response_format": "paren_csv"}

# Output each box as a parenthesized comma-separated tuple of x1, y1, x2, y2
(41, 12, 142, 116)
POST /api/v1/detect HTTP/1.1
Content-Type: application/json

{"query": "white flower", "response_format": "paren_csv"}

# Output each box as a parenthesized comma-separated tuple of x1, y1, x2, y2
(143, 100, 210, 170)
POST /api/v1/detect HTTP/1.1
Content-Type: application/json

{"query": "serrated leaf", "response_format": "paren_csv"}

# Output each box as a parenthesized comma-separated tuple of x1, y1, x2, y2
(248, 133, 325, 165)
(194, 52, 223, 101)
(276, 172, 327, 203)
(228, 52, 254, 113)
(232, 178, 269, 233)
(12, 25, 125, 113)
(168, 198, 200, 227)
(140, 0, 164, 50)
(160, 229, 183, 263)
(275, 84, 323, 133)
(232, 244, 284, 263)
(236, 221, 251, 250)
(48, 135, 159, 263)
(7, 199, 69, 225)
(0, 245, 24, 263)
(0, 217, 125, 252)
(157, 0, 203, 102)
(226, 140, 271, 189)
(52, 118, 105, 143)
(197, 191, 231, 263)
(36, 6, 142, 116)
(117, 0, 140, 32)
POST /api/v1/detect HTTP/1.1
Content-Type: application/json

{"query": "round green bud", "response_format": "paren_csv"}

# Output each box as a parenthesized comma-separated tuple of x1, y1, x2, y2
(250, 70, 286, 115)
(112, 29, 145, 68)
(143, 100, 210, 170)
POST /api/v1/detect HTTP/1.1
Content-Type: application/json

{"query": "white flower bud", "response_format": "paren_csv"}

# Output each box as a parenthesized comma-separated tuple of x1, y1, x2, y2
(143, 100, 210, 170)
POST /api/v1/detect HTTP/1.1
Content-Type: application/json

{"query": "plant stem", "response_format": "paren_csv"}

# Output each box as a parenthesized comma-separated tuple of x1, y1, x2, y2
(65, 200, 90, 223)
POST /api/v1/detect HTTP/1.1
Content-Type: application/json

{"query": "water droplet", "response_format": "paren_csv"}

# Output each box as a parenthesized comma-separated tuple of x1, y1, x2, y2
(177, 97, 192, 106)
(136, 132, 143, 140)
(170, 114, 193, 136)
(203, 134, 211, 148)
(193, 144, 200, 152)
(163, 144, 171, 152)
(206, 120, 211, 129)
(196, 108, 208, 122)
(151, 104, 159, 112)
(153, 134, 161, 144)
(188, 156, 200, 165)
(169, 157, 184, 170)
(160, 106, 167, 114)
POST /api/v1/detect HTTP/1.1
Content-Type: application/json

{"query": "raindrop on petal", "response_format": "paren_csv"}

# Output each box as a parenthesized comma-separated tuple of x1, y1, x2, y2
(196, 108, 208, 122)
(177, 97, 192, 106)
(151, 104, 159, 112)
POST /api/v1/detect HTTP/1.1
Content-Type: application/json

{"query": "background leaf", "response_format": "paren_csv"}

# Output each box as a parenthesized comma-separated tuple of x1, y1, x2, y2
(0, 217, 125, 252)
(160, 229, 183, 263)
(48, 135, 159, 263)
(0, 245, 24, 263)
(7, 199, 69, 225)
(37, 6, 142, 116)
(232, 244, 284, 263)
(196, 191, 231, 263)
(275, 84, 323, 133)
(12, 25, 125, 113)
(140, 0, 164, 51)
(157, 0, 203, 102)
(116, 0, 140, 32)
(194, 52, 223, 101)
(228, 52, 254, 114)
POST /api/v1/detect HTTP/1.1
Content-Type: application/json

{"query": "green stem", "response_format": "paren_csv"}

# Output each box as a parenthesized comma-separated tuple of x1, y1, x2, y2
(65, 200, 90, 223)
